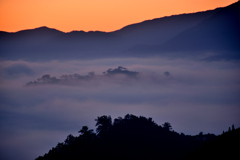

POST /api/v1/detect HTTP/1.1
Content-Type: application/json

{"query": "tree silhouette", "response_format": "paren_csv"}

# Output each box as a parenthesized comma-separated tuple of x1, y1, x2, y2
(184, 127, 240, 160)
(64, 134, 75, 146)
(78, 126, 95, 141)
(35, 114, 227, 160)
(95, 115, 112, 137)
(113, 116, 123, 126)
(232, 124, 235, 131)
(163, 122, 172, 131)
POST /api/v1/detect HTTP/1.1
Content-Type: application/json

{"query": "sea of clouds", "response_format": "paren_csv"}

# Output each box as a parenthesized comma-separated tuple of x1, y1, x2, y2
(0, 57, 240, 160)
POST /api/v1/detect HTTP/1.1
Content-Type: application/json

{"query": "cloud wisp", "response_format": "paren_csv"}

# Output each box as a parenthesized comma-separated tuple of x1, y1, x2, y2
(25, 66, 140, 86)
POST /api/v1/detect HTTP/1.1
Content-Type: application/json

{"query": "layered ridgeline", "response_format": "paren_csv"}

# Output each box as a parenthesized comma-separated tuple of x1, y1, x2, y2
(35, 114, 219, 160)
(0, 1, 239, 61)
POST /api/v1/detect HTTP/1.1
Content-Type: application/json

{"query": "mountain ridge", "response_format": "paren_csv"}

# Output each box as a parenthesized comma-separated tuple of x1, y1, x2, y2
(0, 9, 220, 35)
(0, 1, 239, 61)
(0, 4, 226, 34)
(128, 1, 240, 60)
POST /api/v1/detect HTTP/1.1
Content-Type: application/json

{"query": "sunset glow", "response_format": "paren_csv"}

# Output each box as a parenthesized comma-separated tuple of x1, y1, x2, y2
(0, 0, 238, 32)
(1, 1, 240, 160)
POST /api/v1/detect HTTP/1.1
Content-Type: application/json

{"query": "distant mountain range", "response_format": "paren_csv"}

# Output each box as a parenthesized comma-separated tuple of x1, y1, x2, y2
(0, 1, 239, 61)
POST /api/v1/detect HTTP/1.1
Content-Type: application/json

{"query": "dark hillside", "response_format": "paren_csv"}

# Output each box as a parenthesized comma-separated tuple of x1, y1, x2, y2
(130, 1, 240, 60)
(113, 9, 218, 46)
(184, 126, 240, 160)
(161, 1, 240, 52)
(35, 114, 216, 160)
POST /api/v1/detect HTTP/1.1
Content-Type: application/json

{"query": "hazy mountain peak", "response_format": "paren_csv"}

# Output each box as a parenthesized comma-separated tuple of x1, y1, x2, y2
(0, 1, 239, 61)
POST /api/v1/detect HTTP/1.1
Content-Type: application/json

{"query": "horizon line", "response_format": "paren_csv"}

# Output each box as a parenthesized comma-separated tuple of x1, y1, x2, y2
(0, 2, 231, 34)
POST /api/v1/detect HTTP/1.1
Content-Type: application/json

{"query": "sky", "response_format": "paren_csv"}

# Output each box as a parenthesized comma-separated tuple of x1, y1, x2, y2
(0, 1, 240, 160)
(0, 0, 238, 32)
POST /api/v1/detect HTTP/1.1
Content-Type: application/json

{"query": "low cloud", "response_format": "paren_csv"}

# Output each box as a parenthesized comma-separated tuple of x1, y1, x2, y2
(2, 63, 35, 78)
(25, 66, 140, 86)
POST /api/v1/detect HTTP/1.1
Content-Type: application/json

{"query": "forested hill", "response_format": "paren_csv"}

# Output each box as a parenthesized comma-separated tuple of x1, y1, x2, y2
(184, 126, 240, 160)
(35, 114, 220, 160)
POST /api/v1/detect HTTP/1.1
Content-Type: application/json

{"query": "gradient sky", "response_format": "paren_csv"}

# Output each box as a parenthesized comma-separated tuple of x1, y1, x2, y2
(0, 0, 238, 32)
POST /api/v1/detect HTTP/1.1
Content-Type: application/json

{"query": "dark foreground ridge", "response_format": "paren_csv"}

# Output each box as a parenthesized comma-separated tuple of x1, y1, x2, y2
(34, 114, 240, 160)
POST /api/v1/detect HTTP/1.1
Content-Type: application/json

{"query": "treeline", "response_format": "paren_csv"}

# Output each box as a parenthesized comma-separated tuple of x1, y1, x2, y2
(26, 66, 139, 86)
(36, 114, 235, 160)
(184, 125, 240, 160)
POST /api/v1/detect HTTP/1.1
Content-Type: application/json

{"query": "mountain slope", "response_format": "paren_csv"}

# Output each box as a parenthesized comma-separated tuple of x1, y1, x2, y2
(172, 0, 240, 52)
(0, 2, 239, 61)
(130, 1, 240, 60)
(184, 127, 240, 160)
(112, 9, 218, 45)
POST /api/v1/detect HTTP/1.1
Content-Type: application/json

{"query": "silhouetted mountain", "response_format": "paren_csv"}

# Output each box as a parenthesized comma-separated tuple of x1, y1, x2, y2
(130, 1, 240, 60)
(112, 9, 218, 46)
(35, 114, 217, 160)
(0, 1, 239, 61)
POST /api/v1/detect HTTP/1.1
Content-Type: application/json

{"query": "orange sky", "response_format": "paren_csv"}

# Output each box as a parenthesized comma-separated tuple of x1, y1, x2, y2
(0, 0, 238, 33)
